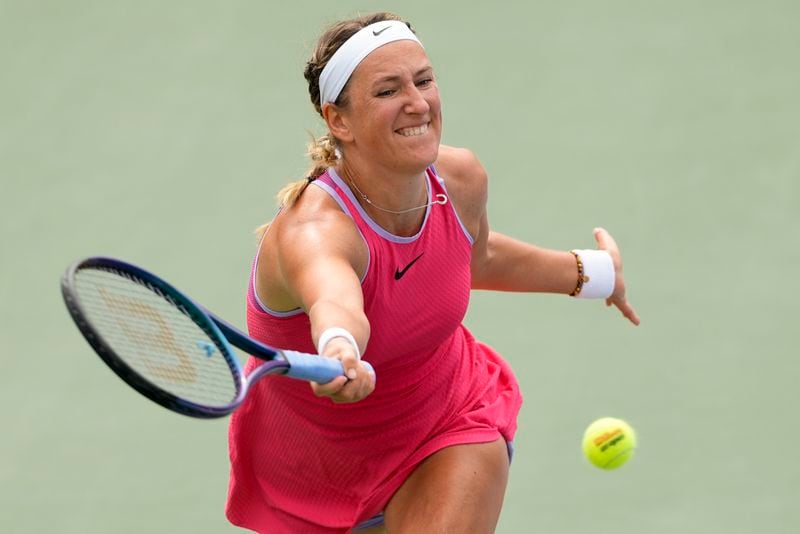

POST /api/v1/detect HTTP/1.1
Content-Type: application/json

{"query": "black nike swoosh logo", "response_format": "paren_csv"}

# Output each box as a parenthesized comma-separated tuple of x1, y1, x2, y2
(372, 26, 391, 36)
(394, 253, 424, 280)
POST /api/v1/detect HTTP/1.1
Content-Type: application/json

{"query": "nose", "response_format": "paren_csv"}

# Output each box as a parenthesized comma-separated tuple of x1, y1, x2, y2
(404, 84, 430, 115)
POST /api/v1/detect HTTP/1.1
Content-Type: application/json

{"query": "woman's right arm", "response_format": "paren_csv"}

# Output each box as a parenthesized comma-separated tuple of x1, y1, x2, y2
(260, 193, 375, 403)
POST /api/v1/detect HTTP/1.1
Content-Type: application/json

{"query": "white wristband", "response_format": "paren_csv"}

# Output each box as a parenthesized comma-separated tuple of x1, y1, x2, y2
(571, 249, 615, 299)
(316, 327, 361, 359)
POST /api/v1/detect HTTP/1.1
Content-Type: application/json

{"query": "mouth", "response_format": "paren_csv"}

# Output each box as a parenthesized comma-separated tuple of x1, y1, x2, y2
(396, 123, 429, 137)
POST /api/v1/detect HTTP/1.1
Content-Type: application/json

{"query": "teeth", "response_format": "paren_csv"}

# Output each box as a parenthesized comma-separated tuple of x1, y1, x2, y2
(399, 124, 428, 137)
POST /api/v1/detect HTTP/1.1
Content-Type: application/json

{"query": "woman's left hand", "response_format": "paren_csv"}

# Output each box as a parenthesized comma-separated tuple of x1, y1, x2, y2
(593, 227, 640, 326)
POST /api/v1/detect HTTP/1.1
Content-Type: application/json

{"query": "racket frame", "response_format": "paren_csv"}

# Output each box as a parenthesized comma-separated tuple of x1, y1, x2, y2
(61, 257, 271, 418)
(62, 256, 372, 418)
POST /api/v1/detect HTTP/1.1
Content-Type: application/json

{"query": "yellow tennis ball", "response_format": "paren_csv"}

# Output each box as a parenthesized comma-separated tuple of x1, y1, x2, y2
(582, 417, 637, 470)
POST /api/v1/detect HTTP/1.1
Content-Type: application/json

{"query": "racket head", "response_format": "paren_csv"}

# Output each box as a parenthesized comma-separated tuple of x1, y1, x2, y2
(61, 257, 252, 418)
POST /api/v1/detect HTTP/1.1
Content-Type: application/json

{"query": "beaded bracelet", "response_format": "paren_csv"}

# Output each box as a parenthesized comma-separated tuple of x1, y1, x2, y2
(569, 251, 590, 297)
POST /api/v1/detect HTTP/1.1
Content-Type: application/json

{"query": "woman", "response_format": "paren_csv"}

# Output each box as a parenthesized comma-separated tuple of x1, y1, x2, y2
(226, 12, 639, 534)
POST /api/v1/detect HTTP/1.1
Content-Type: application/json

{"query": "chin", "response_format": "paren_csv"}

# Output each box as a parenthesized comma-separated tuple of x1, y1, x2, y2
(390, 126, 441, 172)
(403, 146, 439, 173)
(407, 136, 441, 169)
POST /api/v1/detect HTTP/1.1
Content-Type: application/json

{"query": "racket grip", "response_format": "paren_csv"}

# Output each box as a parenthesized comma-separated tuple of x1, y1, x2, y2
(282, 351, 375, 383)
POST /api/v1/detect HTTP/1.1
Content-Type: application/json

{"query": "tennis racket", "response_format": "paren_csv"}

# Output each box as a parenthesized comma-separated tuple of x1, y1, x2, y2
(61, 256, 373, 418)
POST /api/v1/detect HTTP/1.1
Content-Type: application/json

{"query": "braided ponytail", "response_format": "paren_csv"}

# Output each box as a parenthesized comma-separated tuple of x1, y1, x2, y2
(275, 133, 339, 208)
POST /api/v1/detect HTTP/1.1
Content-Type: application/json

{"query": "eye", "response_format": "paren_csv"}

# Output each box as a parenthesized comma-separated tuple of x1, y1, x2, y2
(416, 78, 434, 87)
(376, 88, 396, 97)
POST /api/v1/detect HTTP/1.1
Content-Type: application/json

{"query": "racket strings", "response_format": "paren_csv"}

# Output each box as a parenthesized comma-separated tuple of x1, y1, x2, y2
(75, 268, 240, 407)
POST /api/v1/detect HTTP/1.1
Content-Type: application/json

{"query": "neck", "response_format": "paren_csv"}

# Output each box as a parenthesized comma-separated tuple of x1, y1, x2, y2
(338, 159, 433, 236)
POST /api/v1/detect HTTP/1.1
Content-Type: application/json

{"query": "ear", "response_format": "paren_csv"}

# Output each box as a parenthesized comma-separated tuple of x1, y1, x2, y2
(322, 103, 354, 143)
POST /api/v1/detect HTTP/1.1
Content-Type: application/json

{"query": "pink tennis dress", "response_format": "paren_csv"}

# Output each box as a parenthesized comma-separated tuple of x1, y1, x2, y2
(226, 167, 522, 533)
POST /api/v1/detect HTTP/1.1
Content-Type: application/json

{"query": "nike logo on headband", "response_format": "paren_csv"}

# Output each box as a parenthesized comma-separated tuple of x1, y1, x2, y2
(372, 26, 391, 36)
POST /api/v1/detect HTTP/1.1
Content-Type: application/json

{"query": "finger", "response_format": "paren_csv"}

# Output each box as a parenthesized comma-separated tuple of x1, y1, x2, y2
(345, 362, 373, 396)
(321, 337, 360, 380)
(363, 361, 376, 386)
(336, 362, 376, 403)
(593, 227, 618, 253)
(625, 306, 641, 326)
(340, 353, 359, 381)
(310, 375, 348, 397)
(355, 361, 376, 397)
(615, 298, 641, 326)
(329, 379, 366, 404)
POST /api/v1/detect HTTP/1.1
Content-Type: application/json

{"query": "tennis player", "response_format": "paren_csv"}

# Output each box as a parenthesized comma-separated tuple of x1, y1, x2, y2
(226, 12, 639, 533)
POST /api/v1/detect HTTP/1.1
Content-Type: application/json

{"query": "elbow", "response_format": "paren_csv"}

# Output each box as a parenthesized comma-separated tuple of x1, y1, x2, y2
(470, 250, 495, 290)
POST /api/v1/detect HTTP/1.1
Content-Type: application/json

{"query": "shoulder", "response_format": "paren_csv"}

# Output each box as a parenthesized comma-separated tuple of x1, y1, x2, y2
(272, 183, 365, 262)
(260, 182, 368, 296)
(435, 145, 487, 185)
(433, 145, 488, 234)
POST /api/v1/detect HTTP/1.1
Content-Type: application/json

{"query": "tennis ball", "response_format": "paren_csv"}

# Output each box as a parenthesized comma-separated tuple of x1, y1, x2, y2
(582, 417, 637, 470)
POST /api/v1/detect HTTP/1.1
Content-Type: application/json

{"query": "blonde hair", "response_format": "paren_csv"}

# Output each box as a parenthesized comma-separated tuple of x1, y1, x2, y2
(254, 133, 340, 238)
(256, 12, 411, 237)
(276, 133, 339, 208)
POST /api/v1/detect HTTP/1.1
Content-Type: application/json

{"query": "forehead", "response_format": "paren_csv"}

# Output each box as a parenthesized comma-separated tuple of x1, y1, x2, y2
(350, 40, 431, 83)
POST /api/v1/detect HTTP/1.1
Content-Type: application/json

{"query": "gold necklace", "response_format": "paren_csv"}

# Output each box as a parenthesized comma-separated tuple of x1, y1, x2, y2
(345, 171, 448, 215)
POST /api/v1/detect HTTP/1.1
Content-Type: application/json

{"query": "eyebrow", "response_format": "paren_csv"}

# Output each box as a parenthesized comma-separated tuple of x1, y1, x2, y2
(371, 66, 434, 86)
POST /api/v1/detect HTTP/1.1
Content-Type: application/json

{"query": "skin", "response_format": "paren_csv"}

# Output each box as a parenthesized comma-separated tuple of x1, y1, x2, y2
(254, 38, 639, 532)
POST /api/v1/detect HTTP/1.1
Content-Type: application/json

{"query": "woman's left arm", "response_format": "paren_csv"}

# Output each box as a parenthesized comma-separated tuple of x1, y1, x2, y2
(437, 144, 639, 326)
(472, 225, 640, 325)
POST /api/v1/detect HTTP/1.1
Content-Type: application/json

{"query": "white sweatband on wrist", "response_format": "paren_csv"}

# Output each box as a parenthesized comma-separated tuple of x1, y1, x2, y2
(571, 249, 616, 299)
(319, 20, 423, 106)
(316, 327, 361, 359)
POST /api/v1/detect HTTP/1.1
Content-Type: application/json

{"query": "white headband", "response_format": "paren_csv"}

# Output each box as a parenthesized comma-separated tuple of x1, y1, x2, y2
(318, 20, 423, 106)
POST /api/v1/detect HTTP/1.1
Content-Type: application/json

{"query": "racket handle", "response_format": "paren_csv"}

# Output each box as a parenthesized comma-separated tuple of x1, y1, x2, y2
(282, 351, 375, 383)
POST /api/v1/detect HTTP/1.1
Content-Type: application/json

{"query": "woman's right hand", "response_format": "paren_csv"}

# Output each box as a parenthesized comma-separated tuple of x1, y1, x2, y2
(310, 337, 375, 403)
